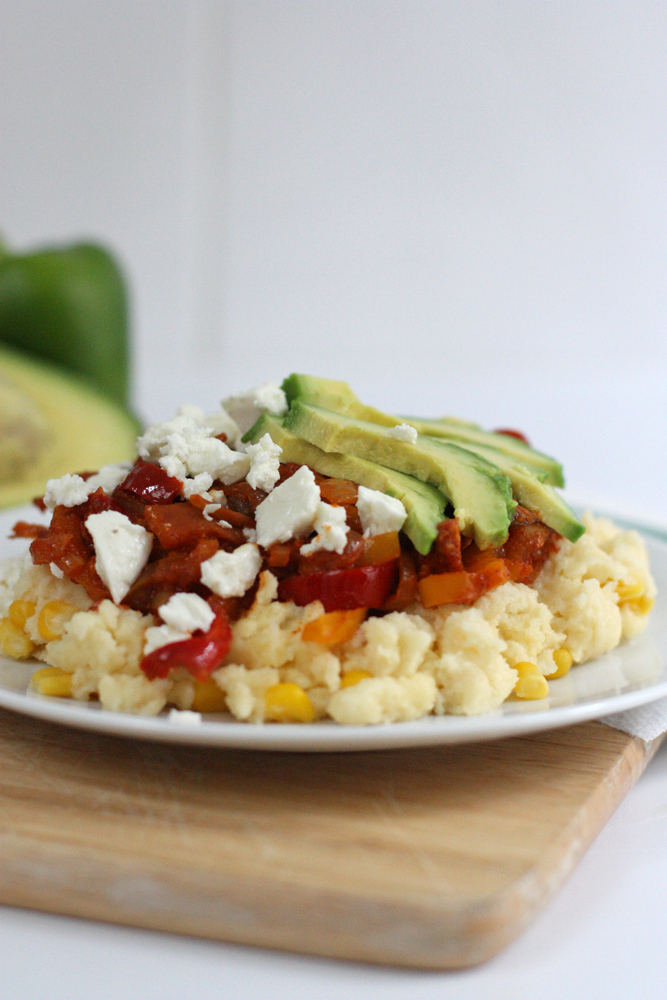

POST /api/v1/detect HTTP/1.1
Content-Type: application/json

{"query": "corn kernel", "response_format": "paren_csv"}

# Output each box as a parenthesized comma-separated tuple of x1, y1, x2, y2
(515, 661, 540, 677)
(8, 599, 36, 630)
(0, 618, 35, 659)
(340, 669, 373, 688)
(616, 579, 644, 602)
(30, 666, 65, 686)
(514, 674, 549, 700)
(264, 682, 315, 723)
(550, 648, 573, 679)
(627, 595, 654, 616)
(513, 661, 549, 700)
(37, 601, 77, 642)
(191, 677, 227, 713)
(31, 667, 73, 698)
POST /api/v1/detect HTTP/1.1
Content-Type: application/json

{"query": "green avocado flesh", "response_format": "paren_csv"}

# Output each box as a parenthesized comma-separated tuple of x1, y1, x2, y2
(271, 374, 584, 550)
(0, 344, 139, 509)
(400, 416, 564, 487)
(0, 371, 50, 483)
(423, 438, 584, 542)
(282, 374, 564, 485)
(284, 401, 516, 549)
(246, 414, 446, 554)
(282, 373, 398, 427)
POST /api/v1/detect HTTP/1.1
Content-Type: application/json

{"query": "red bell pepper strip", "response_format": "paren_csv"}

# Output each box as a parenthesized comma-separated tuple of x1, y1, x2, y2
(118, 458, 182, 505)
(140, 610, 232, 681)
(278, 561, 398, 612)
(494, 428, 530, 445)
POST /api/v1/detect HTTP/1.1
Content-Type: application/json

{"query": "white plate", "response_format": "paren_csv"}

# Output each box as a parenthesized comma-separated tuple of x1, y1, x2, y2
(1, 504, 666, 752)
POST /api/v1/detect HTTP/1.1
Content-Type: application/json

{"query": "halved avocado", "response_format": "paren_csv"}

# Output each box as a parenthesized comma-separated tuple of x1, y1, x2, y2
(0, 344, 139, 509)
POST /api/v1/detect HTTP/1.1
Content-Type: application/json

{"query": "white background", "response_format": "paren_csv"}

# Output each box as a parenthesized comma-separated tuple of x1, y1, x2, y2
(1, 2, 666, 518)
(2, 2, 667, 995)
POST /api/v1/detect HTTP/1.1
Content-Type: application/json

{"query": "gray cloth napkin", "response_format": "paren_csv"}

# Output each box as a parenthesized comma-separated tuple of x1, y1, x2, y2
(602, 698, 667, 742)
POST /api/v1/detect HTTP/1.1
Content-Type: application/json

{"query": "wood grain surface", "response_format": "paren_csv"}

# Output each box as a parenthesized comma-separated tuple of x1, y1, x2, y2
(0, 707, 661, 969)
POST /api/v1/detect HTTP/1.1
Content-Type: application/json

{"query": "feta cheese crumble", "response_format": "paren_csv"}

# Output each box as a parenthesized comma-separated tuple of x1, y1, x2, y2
(357, 486, 407, 537)
(142, 592, 217, 659)
(181, 473, 214, 500)
(44, 474, 92, 510)
(245, 433, 282, 492)
(44, 465, 134, 511)
(254, 466, 321, 548)
(137, 413, 250, 485)
(200, 543, 263, 598)
(178, 404, 241, 448)
(167, 708, 203, 726)
(84, 462, 133, 496)
(143, 623, 191, 655)
(301, 502, 349, 555)
(387, 423, 418, 444)
(157, 592, 215, 634)
(202, 408, 242, 448)
(222, 383, 288, 436)
(85, 510, 153, 604)
(176, 404, 206, 422)
(203, 504, 225, 522)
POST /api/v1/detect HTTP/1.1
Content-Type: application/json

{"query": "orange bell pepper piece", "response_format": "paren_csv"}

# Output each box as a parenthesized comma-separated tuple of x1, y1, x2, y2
(301, 607, 368, 645)
(475, 558, 511, 589)
(357, 531, 401, 566)
(417, 571, 477, 608)
(418, 558, 512, 608)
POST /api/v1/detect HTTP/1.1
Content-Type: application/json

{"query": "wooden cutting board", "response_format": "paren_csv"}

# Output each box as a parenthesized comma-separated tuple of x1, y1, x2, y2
(0, 706, 661, 969)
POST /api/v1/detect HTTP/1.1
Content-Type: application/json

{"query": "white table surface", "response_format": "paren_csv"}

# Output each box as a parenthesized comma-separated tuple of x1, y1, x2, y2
(1, 735, 666, 1000)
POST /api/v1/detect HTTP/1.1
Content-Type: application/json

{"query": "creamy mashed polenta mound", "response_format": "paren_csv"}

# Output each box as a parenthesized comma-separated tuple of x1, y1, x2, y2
(1, 513, 655, 724)
(534, 513, 656, 656)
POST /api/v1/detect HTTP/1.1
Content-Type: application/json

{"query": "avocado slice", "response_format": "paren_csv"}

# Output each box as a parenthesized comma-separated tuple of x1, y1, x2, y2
(399, 416, 564, 487)
(282, 373, 398, 427)
(0, 344, 139, 509)
(424, 437, 584, 543)
(245, 414, 447, 554)
(282, 373, 563, 485)
(284, 400, 516, 549)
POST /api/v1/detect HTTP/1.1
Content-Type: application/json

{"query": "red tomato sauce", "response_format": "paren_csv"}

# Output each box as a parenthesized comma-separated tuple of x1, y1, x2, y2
(25, 460, 561, 646)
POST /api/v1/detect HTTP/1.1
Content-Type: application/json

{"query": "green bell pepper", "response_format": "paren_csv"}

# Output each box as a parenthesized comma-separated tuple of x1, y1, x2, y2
(0, 236, 130, 408)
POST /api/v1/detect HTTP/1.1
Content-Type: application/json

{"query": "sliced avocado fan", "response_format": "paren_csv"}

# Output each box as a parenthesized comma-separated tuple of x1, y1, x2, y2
(399, 415, 564, 487)
(284, 400, 516, 549)
(277, 373, 584, 548)
(282, 373, 399, 427)
(424, 437, 584, 543)
(282, 373, 563, 485)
